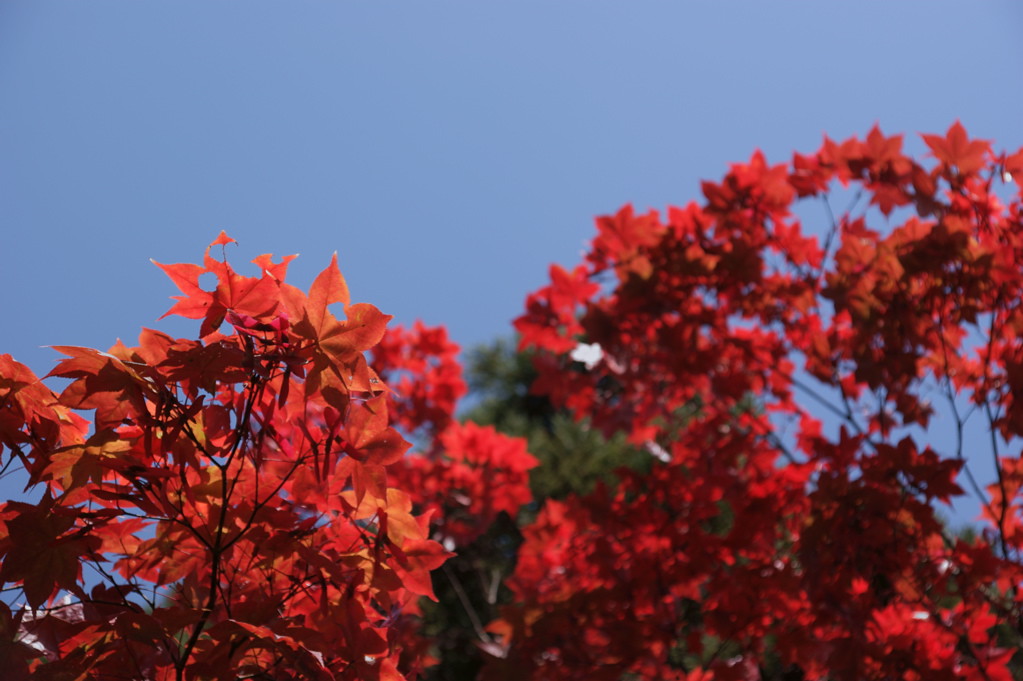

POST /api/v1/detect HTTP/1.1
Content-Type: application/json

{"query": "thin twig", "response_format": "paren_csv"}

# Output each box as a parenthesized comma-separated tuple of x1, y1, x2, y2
(443, 562, 492, 644)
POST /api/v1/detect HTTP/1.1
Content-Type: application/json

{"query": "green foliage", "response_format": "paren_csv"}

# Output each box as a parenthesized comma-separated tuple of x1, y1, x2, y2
(418, 337, 647, 680)
(462, 337, 646, 503)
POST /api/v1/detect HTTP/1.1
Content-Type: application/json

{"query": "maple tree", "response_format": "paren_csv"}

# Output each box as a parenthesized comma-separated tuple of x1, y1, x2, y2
(0, 235, 451, 680)
(487, 122, 1023, 681)
(4, 122, 1023, 681)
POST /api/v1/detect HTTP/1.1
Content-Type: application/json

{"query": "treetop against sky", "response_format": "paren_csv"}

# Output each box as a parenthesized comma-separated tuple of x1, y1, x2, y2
(4, 123, 1023, 680)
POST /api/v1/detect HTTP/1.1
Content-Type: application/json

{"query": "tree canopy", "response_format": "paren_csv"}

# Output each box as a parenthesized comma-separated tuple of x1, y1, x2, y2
(3, 123, 1023, 680)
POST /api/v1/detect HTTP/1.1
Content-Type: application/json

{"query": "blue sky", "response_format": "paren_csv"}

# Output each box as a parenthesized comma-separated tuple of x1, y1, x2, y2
(4, 2, 1022, 375)
(2, 3, 1022, 514)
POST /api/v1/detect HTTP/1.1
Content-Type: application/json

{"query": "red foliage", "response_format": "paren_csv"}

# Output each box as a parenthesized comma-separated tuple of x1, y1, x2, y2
(5, 123, 1023, 680)
(371, 321, 467, 439)
(0, 240, 450, 680)
(390, 422, 537, 548)
(494, 123, 1023, 680)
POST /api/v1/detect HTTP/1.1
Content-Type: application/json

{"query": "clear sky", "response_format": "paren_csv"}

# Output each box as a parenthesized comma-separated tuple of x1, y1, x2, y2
(4, 2, 1022, 374)
(2, 3, 1022, 514)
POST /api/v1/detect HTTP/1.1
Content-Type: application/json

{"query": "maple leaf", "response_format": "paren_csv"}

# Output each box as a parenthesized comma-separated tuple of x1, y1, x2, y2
(151, 260, 214, 321)
(549, 264, 599, 311)
(922, 121, 991, 175)
(0, 499, 95, 608)
(863, 125, 911, 176)
(337, 458, 388, 504)
(47, 346, 153, 428)
(149, 335, 248, 396)
(344, 396, 411, 466)
(155, 235, 286, 338)
(390, 538, 454, 600)
(0, 354, 83, 460)
(41, 429, 132, 500)
(251, 251, 299, 284)
(202, 253, 281, 336)
(307, 253, 351, 333)
(210, 230, 236, 247)
(319, 303, 392, 358)
(0, 602, 34, 680)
